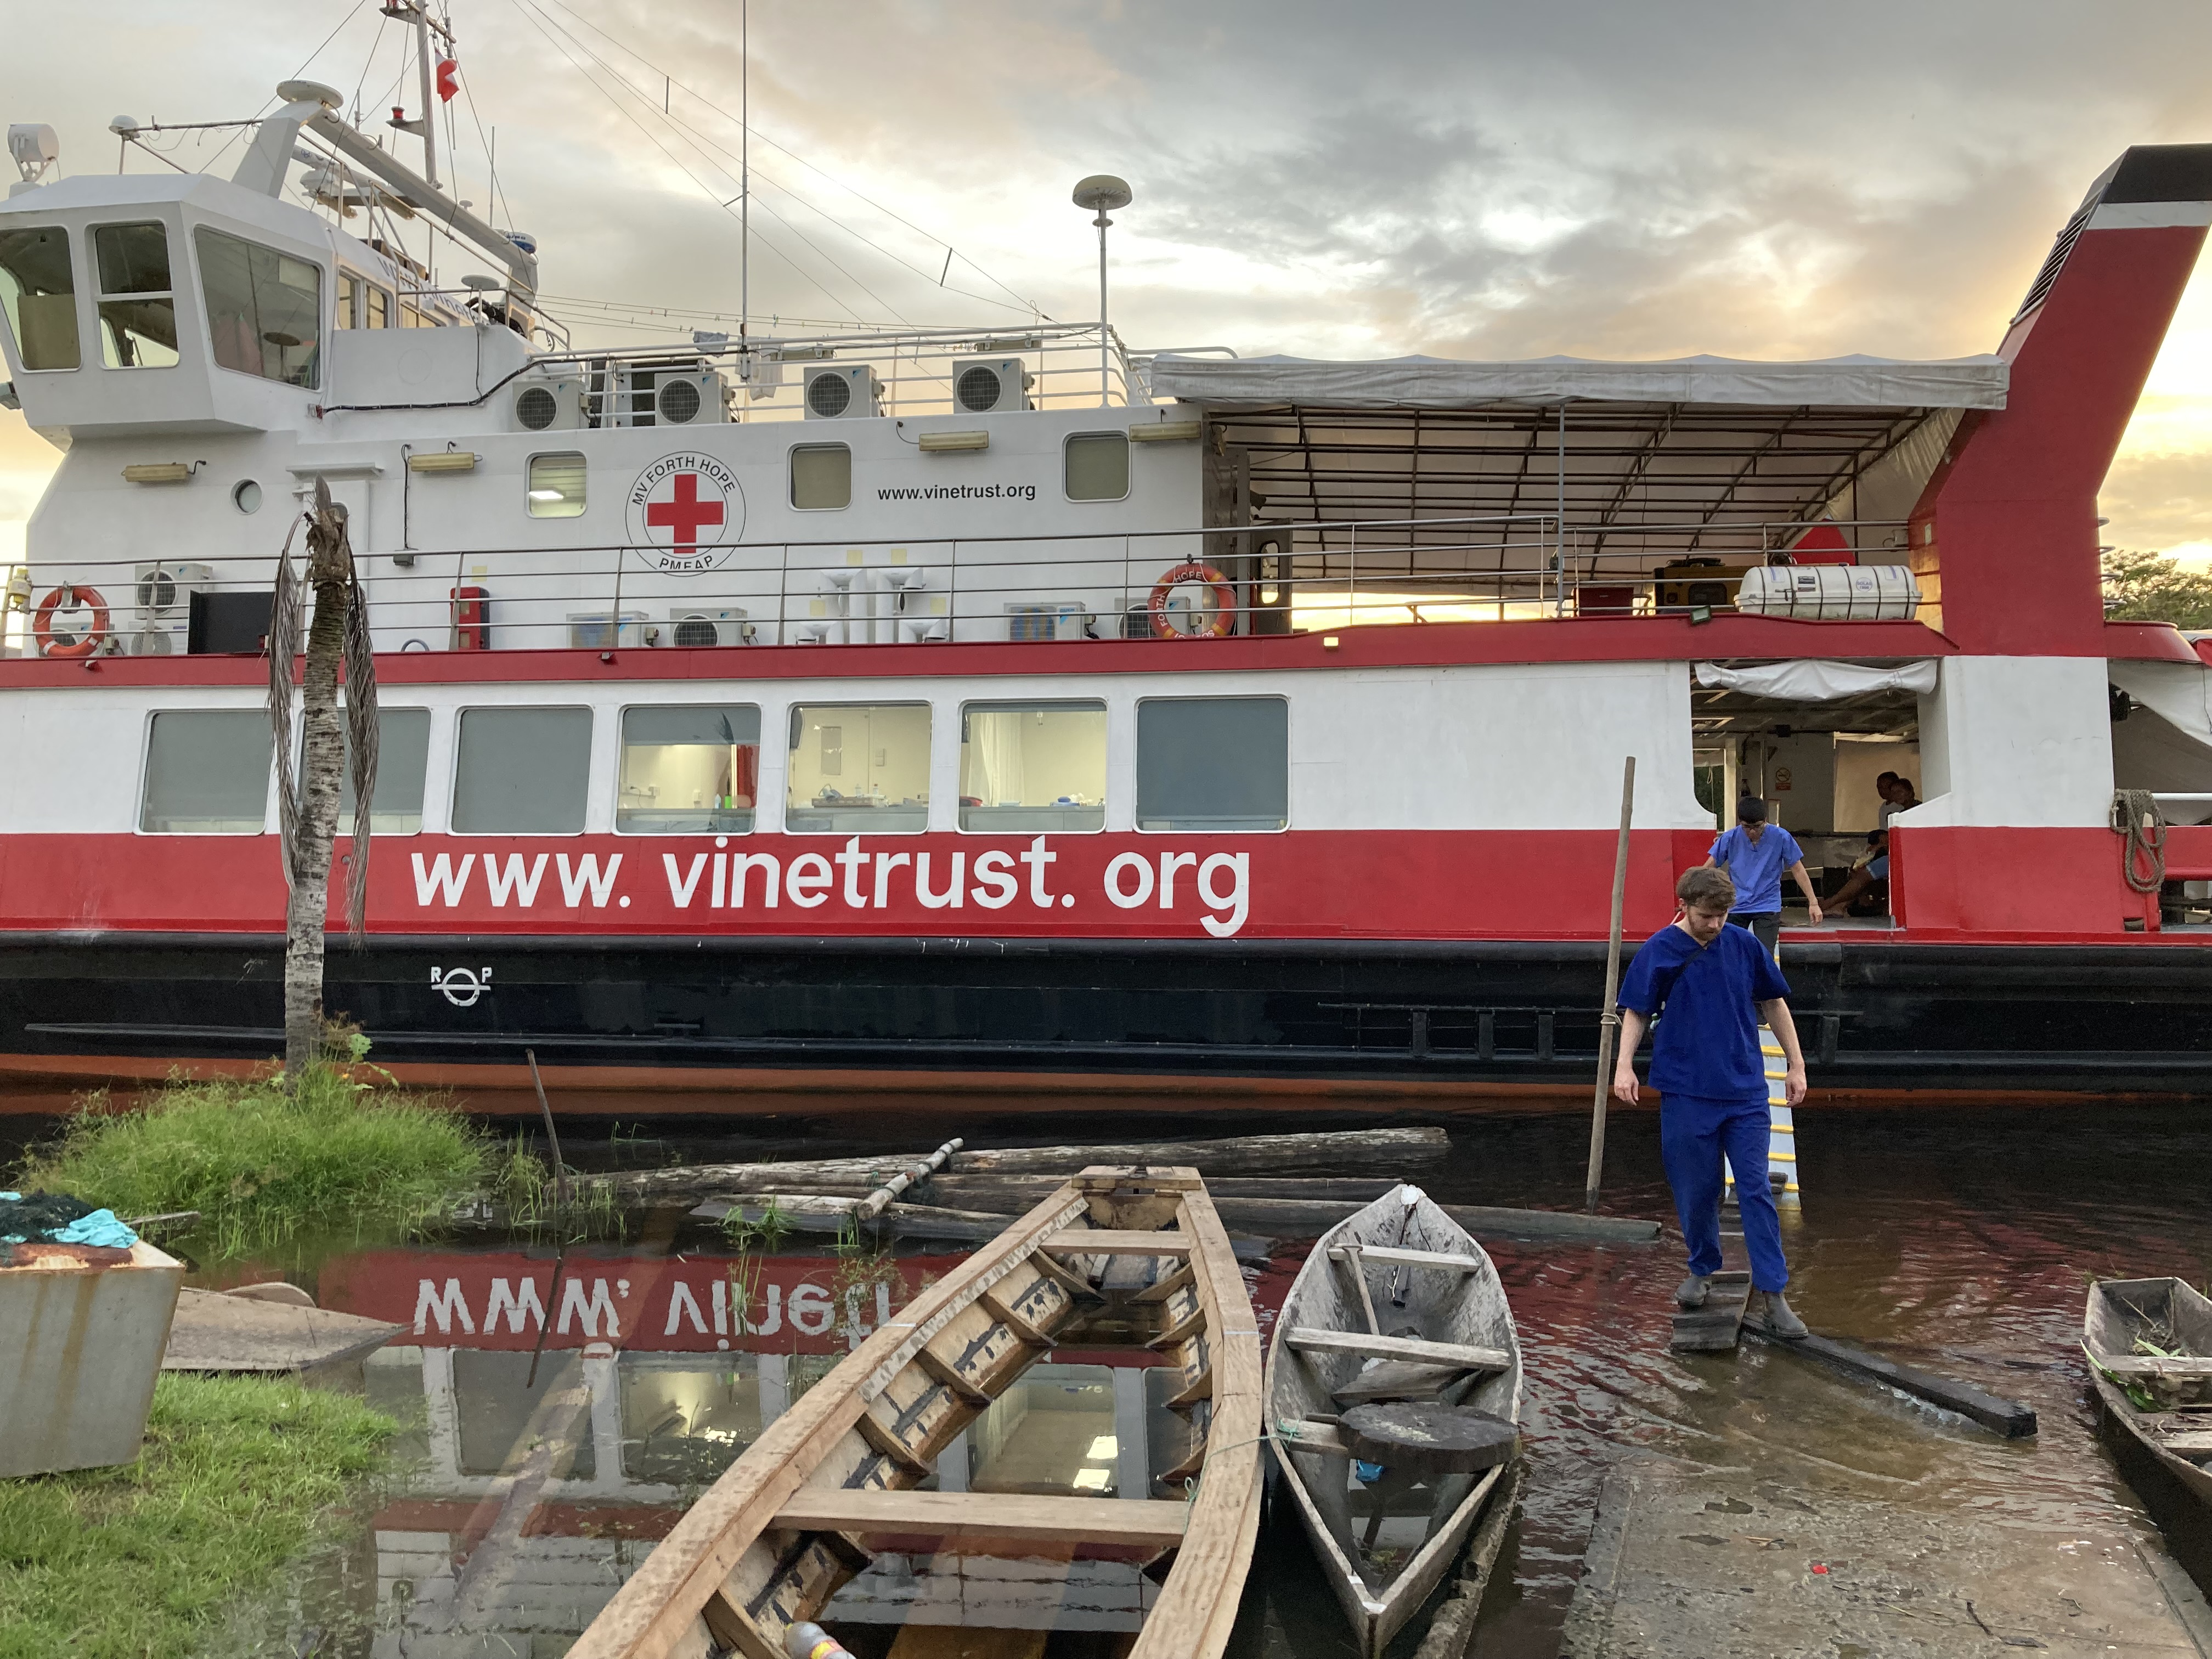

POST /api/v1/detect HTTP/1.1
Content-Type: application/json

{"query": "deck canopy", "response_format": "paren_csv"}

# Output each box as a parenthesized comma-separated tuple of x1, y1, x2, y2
(1149, 352, 2008, 590)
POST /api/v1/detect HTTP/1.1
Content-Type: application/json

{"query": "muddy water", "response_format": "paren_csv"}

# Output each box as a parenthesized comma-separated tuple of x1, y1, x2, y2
(70, 1101, 2212, 1656)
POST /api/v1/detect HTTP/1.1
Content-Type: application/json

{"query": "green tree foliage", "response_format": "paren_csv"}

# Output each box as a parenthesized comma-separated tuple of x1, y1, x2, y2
(2102, 547, 2212, 629)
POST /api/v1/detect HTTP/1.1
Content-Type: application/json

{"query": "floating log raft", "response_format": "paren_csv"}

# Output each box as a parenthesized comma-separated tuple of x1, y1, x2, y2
(597, 1126, 1449, 1200)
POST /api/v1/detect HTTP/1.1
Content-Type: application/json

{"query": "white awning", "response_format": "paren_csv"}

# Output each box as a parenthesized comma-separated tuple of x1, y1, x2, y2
(2110, 659, 2212, 822)
(1149, 353, 2009, 411)
(1695, 660, 1941, 701)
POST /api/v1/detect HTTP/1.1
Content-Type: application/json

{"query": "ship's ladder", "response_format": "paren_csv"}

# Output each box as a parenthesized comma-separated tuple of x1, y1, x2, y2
(1723, 1021, 1799, 1209)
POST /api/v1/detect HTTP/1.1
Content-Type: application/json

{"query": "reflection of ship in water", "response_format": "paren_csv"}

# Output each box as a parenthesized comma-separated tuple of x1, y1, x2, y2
(330, 1243, 1292, 1650)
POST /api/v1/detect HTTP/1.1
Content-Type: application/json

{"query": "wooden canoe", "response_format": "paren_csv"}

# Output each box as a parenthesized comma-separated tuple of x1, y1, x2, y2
(1265, 1184, 1523, 1659)
(567, 1165, 1264, 1659)
(2084, 1277, 2212, 1568)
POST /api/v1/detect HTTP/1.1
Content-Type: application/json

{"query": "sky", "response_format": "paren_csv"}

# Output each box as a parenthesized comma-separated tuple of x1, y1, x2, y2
(8, 0, 2212, 566)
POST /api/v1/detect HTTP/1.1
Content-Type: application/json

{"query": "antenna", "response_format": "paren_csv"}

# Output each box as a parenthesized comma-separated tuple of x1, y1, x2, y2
(1072, 174, 1131, 406)
(740, 0, 751, 365)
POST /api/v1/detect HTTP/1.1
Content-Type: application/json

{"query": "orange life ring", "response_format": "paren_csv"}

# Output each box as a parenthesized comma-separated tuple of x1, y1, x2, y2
(33, 585, 110, 659)
(1148, 561, 1237, 639)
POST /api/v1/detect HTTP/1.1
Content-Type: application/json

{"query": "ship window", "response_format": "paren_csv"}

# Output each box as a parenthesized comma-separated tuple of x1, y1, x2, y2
(0, 225, 80, 371)
(452, 707, 592, 833)
(93, 222, 178, 370)
(1065, 432, 1128, 502)
(195, 227, 321, 389)
(789, 443, 851, 510)
(141, 710, 273, 834)
(453, 1350, 597, 1479)
(527, 452, 586, 518)
(960, 702, 1107, 832)
(338, 272, 362, 329)
(619, 1353, 763, 1485)
(619, 704, 760, 834)
(336, 707, 432, 834)
(786, 703, 930, 833)
(366, 285, 390, 328)
(1136, 696, 1288, 831)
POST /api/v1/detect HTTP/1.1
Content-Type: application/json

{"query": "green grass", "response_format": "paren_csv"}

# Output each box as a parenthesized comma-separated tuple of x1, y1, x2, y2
(14, 1064, 491, 1257)
(0, 1373, 397, 1659)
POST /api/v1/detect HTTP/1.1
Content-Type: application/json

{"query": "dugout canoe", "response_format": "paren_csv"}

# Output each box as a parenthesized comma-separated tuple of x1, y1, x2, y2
(1265, 1184, 1523, 1659)
(2084, 1277, 2212, 1592)
(567, 1165, 1265, 1659)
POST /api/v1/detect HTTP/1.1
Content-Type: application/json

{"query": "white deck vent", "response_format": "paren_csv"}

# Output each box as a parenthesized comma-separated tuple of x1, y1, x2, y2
(950, 357, 1033, 414)
(668, 607, 753, 647)
(132, 561, 213, 655)
(511, 376, 585, 432)
(804, 364, 883, 420)
(656, 371, 731, 426)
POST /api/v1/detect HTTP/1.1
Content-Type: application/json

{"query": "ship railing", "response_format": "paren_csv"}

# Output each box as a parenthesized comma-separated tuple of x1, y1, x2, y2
(6, 515, 1917, 658)
(512, 320, 1152, 425)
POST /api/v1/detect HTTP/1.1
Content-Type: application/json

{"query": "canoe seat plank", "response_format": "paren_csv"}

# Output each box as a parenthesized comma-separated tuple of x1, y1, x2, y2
(1134, 1262, 1198, 1304)
(1044, 1229, 1194, 1257)
(775, 1487, 1190, 1549)
(1330, 1359, 1468, 1407)
(2097, 1356, 2212, 1378)
(2159, 1431, 2212, 1453)
(1285, 1328, 1510, 1373)
(1326, 1244, 1486, 1273)
(855, 1409, 932, 1476)
(1273, 1417, 1352, 1457)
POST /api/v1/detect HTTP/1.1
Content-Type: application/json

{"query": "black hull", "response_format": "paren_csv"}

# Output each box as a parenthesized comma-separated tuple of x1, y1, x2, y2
(3, 932, 2211, 1101)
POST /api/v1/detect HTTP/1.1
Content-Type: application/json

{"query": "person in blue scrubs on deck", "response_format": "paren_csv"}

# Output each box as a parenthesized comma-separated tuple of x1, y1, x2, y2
(1704, 796, 1822, 957)
(1613, 865, 1810, 1339)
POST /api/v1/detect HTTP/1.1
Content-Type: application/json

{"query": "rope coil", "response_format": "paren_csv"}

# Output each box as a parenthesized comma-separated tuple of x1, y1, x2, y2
(2111, 789, 2168, 895)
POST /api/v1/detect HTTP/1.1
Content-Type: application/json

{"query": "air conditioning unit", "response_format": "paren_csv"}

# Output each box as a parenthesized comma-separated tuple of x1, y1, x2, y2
(510, 376, 586, 432)
(950, 356, 1033, 414)
(1005, 600, 1091, 642)
(567, 610, 648, 649)
(133, 561, 213, 654)
(667, 607, 754, 647)
(654, 370, 732, 426)
(803, 364, 883, 420)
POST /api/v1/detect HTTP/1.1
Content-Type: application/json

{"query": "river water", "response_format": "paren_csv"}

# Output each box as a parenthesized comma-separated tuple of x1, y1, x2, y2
(47, 1099, 2212, 1657)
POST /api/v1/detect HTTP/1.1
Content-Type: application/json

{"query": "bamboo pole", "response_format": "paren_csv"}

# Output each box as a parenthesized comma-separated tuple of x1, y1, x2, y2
(852, 1137, 964, 1222)
(1584, 756, 1636, 1212)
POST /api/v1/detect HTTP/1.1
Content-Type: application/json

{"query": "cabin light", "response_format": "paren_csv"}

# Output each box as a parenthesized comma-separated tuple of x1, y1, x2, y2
(408, 450, 481, 474)
(527, 488, 565, 501)
(918, 430, 991, 453)
(121, 462, 195, 484)
(1322, 635, 1341, 650)
(1128, 420, 1201, 444)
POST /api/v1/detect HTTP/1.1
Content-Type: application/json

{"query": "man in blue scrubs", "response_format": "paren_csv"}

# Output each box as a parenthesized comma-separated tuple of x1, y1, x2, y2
(1613, 865, 1810, 1339)
(1704, 797, 1822, 957)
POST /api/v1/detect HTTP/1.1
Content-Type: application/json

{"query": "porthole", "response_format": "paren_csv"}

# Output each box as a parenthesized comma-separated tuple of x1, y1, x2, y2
(232, 478, 262, 514)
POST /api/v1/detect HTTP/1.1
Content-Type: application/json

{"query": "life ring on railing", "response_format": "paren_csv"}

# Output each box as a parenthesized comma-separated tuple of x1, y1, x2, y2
(32, 585, 111, 659)
(1147, 561, 1237, 639)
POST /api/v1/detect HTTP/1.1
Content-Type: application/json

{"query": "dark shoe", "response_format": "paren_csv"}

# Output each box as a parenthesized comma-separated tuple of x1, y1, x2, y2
(1675, 1274, 1713, 1310)
(1747, 1290, 1809, 1340)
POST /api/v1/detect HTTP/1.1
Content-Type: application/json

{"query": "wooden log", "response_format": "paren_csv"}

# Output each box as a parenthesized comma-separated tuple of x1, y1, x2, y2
(1746, 1327, 2039, 1437)
(1284, 1328, 1511, 1372)
(689, 1194, 1012, 1243)
(772, 1488, 1189, 1549)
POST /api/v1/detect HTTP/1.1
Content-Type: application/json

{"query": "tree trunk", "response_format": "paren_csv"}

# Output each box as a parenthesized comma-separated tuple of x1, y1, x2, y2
(283, 576, 348, 1079)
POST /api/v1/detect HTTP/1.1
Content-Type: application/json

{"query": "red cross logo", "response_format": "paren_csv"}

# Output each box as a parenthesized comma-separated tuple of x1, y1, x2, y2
(644, 471, 726, 552)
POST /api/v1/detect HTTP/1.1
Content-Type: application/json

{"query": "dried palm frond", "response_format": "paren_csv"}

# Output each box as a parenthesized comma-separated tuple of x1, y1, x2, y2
(266, 506, 309, 889)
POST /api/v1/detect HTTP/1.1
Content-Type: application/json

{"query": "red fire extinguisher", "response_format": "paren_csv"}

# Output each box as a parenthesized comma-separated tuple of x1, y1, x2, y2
(450, 585, 490, 651)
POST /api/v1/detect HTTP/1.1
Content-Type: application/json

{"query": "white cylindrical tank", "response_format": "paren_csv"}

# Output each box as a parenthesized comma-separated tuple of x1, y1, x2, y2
(1735, 563, 1920, 620)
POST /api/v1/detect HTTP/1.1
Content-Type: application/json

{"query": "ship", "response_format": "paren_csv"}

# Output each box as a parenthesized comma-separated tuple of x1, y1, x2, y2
(2, 13, 2210, 1110)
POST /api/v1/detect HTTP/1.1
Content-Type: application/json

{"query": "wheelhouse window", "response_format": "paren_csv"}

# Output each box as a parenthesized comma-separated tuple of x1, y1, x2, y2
(0, 225, 80, 371)
(960, 701, 1107, 832)
(527, 452, 586, 518)
(452, 707, 592, 833)
(141, 710, 272, 833)
(93, 222, 178, 369)
(1065, 432, 1128, 502)
(786, 703, 929, 833)
(336, 270, 391, 330)
(336, 708, 432, 833)
(619, 705, 760, 833)
(196, 227, 321, 388)
(1136, 696, 1289, 831)
(789, 443, 851, 510)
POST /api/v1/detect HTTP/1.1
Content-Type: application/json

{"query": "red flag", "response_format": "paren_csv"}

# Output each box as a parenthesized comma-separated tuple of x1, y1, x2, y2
(435, 58, 460, 101)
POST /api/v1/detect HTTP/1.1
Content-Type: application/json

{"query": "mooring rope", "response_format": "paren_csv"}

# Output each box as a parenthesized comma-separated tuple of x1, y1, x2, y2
(2111, 789, 2168, 895)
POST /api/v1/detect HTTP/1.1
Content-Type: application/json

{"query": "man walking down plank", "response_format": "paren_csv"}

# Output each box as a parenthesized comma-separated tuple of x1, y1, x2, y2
(1612, 865, 1810, 1339)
